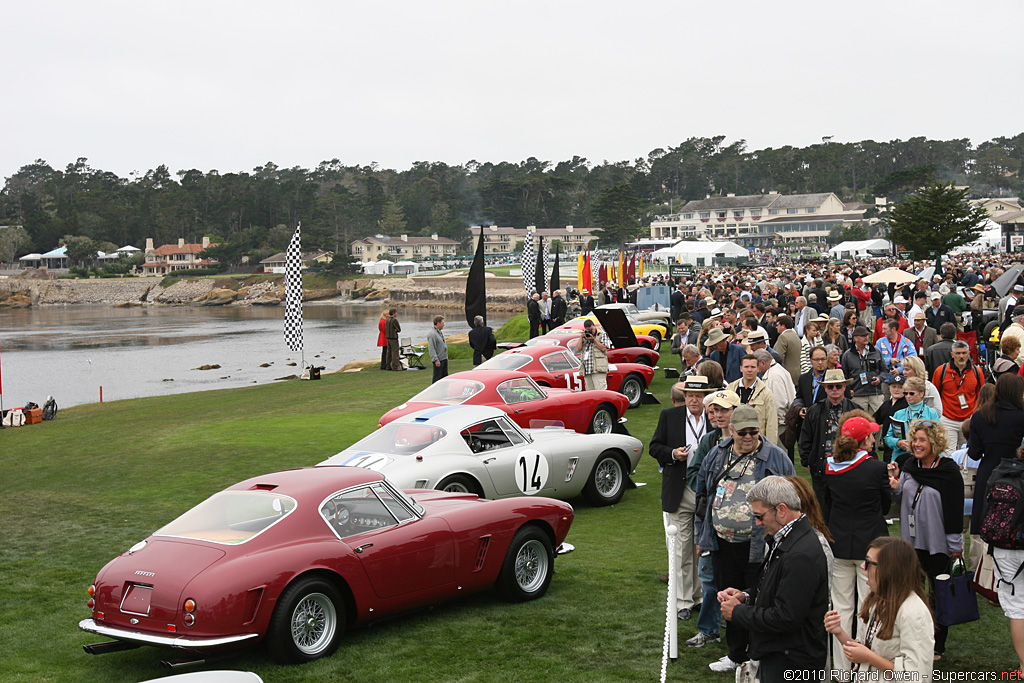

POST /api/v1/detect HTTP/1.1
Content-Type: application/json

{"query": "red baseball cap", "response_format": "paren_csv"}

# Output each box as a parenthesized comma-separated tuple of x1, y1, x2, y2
(841, 416, 879, 441)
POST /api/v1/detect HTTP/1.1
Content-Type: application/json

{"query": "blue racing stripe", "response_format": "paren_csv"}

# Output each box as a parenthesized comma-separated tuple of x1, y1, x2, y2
(412, 405, 464, 420)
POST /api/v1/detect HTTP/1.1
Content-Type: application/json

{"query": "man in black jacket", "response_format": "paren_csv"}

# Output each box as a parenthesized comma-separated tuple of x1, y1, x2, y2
(649, 376, 712, 620)
(798, 369, 857, 514)
(579, 288, 595, 316)
(550, 290, 567, 328)
(720, 476, 829, 681)
(467, 315, 496, 365)
(527, 293, 541, 338)
(925, 322, 957, 376)
(793, 345, 829, 416)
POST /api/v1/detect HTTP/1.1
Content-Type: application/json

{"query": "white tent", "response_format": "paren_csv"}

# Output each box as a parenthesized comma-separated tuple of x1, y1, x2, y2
(368, 259, 393, 275)
(827, 239, 891, 259)
(651, 240, 749, 266)
(391, 260, 419, 275)
(953, 219, 1002, 253)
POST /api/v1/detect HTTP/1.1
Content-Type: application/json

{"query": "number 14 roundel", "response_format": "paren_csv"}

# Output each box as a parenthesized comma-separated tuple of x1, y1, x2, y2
(515, 449, 550, 495)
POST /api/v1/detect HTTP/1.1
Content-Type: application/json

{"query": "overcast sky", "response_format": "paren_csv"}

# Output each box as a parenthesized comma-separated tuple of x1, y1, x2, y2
(2, 0, 1021, 182)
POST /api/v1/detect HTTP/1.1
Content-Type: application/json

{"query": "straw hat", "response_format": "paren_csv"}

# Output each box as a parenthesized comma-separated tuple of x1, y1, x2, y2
(821, 369, 853, 385)
(703, 328, 730, 348)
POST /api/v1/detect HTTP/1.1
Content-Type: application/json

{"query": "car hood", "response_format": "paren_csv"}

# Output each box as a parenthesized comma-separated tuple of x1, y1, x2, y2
(95, 539, 226, 625)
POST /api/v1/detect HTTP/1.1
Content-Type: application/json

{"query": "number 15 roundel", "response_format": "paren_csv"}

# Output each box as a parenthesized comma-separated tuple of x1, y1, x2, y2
(515, 449, 550, 495)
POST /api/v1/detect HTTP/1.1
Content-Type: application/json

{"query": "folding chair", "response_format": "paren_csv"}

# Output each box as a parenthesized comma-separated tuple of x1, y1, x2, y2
(400, 336, 426, 369)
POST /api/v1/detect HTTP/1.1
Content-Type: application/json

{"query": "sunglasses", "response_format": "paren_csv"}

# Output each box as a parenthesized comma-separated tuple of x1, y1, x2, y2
(752, 506, 777, 521)
(736, 429, 760, 437)
(904, 391, 919, 396)
(916, 420, 937, 428)
(825, 384, 846, 390)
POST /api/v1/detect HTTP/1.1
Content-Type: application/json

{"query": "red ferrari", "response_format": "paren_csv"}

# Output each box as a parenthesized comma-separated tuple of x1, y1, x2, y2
(548, 323, 660, 350)
(524, 333, 660, 368)
(378, 369, 630, 435)
(80, 467, 574, 665)
(476, 346, 654, 409)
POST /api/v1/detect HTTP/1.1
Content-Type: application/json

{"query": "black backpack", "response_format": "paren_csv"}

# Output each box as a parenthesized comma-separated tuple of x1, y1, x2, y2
(980, 458, 1024, 550)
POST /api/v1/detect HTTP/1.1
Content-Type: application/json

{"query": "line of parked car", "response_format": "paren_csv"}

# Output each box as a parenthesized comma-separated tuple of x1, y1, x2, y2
(78, 307, 668, 670)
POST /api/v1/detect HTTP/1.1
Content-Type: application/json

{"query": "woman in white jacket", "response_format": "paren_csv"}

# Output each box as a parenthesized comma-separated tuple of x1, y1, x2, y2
(824, 536, 934, 677)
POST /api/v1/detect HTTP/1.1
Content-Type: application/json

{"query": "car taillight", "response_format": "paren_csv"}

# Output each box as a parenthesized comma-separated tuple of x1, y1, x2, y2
(87, 584, 96, 597)
(87, 598, 95, 609)
(183, 598, 197, 627)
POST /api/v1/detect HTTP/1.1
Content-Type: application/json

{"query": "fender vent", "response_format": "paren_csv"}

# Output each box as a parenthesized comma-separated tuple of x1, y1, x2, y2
(473, 535, 492, 572)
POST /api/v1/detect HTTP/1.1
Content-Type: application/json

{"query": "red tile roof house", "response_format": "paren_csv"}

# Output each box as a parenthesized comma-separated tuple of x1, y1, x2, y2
(141, 237, 219, 276)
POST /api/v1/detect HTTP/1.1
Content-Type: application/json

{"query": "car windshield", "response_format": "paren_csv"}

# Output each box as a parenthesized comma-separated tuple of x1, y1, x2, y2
(348, 422, 447, 456)
(477, 354, 531, 371)
(409, 378, 484, 404)
(155, 491, 297, 545)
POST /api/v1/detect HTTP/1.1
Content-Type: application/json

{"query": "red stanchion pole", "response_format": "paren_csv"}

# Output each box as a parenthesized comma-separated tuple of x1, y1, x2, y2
(100, 386, 103, 403)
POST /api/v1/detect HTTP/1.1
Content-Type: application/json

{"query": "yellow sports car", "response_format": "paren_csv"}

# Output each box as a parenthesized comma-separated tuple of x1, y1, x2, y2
(576, 313, 669, 344)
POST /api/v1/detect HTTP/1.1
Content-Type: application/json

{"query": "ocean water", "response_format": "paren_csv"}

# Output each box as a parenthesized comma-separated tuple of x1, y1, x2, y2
(0, 304, 508, 408)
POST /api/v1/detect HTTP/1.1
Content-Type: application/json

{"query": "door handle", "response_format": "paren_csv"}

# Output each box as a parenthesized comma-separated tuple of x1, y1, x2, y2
(482, 457, 496, 464)
(354, 543, 374, 554)
(514, 409, 523, 414)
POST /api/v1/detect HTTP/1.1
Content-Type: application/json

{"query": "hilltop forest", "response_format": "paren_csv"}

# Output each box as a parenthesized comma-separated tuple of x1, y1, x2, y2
(0, 134, 1021, 264)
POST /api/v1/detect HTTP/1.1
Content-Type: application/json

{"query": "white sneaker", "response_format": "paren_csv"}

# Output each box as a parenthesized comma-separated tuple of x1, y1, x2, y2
(709, 656, 739, 672)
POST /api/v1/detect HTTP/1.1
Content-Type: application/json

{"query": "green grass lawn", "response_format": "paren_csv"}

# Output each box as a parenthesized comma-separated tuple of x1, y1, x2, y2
(0, 335, 1015, 682)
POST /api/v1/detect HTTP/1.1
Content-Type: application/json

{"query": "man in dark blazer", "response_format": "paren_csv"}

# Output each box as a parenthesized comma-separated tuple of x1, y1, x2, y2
(526, 293, 541, 338)
(721, 476, 829, 680)
(649, 376, 713, 621)
(550, 289, 567, 328)
(793, 345, 829, 415)
(903, 311, 939, 356)
(579, 288, 595, 316)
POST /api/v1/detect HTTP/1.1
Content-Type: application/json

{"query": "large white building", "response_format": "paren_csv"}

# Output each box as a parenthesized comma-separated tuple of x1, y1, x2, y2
(650, 191, 867, 245)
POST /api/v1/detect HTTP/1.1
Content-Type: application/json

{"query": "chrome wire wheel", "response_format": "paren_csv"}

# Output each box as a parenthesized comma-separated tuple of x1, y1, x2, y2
(621, 375, 643, 407)
(594, 456, 623, 498)
(590, 407, 614, 434)
(514, 539, 550, 593)
(290, 592, 337, 656)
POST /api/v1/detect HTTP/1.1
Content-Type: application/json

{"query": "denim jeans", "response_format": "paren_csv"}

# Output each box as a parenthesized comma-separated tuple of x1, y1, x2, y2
(696, 551, 721, 637)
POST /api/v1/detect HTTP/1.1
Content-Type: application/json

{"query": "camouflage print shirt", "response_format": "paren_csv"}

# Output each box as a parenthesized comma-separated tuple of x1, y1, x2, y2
(711, 450, 758, 543)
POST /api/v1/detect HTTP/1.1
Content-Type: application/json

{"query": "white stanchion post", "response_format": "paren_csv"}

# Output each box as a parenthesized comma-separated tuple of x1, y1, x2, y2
(660, 524, 679, 683)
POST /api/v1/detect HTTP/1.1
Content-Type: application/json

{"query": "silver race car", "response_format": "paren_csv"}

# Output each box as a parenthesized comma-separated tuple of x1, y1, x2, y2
(317, 405, 644, 506)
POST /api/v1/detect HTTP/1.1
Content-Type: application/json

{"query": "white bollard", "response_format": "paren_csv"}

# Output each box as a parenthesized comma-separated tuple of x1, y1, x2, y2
(661, 525, 679, 683)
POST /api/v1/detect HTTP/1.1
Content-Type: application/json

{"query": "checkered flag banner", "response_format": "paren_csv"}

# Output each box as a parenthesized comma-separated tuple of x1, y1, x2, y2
(283, 222, 303, 352)
(521, 233, 535, 295)
(541, 238, 550, 292)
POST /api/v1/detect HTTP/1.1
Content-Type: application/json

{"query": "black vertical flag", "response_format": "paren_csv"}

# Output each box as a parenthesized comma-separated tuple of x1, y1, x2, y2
(550, 243, 560, 293)
(465, 225, 487, 328)
(534, 240, 545, 295)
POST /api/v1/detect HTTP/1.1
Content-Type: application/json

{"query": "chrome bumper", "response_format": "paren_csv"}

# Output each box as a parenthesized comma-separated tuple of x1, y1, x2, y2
(556, 542, 575, 555)
(79, 618, 259, 649)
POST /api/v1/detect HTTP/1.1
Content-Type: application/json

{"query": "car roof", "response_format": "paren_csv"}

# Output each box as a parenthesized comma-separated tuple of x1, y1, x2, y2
(226, 467, 387, 500)
(447, 369, 538, 384)
(394, 404, 510, 426)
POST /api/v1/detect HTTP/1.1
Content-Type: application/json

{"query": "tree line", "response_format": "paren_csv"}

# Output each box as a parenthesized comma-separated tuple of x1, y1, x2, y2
(0, 133, 1020, 263)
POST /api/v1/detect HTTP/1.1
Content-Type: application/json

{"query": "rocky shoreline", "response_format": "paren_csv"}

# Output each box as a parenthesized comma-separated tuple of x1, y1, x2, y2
(0, 272, 543, 312)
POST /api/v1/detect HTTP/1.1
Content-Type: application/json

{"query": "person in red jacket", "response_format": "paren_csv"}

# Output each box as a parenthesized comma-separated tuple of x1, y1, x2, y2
(932, 341, 985, 454)
(377, 309, 389, 370)
(873, 303, 909, 343)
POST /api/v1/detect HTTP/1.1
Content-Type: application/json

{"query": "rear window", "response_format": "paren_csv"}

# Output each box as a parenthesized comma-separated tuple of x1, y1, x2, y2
(478, 354, 531, 371)
(409, 378, 484, 404)
(155, 491, 296, 545)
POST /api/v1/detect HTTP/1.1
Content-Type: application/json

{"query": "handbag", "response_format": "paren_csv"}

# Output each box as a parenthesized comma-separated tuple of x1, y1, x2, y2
(934, 558, 980, 626)
(735, 659, 759, 683)
(973, 544, 1001, 605)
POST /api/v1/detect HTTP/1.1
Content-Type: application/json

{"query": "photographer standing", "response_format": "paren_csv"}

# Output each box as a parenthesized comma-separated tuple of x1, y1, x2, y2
(579, 319, 610, 390)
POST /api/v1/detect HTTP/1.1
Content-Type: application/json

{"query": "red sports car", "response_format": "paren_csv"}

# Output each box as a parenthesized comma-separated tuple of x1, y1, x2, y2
(80, 467, 574, 665)
(524, 333, 660, 368)
(476, 346, 654, 409)
(378, 369, 630, 435)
